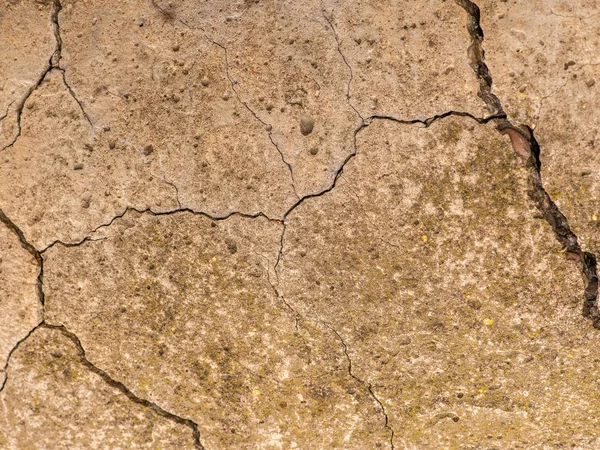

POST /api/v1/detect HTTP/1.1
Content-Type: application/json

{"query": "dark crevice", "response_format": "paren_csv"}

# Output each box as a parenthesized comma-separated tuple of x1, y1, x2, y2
(0, 321, 45, 392)
(1, 0, 91, 152)
(42, 323, 206, 449)
(455, 0, 599, 327)
(0, 208, 45, 308)
(325, 324, 395, 449)
(39, 206, 280, 253)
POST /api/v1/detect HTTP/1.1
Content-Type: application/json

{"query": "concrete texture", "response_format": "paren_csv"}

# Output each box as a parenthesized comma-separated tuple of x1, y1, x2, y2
(1, 0, 599, 448)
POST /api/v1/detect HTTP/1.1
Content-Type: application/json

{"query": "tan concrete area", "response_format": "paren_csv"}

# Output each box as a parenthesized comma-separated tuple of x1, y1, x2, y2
(1, 0, 599, 449)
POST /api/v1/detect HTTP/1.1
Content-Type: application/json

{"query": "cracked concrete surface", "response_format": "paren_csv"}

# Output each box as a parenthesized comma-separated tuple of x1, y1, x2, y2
(1, 0, 600, 448)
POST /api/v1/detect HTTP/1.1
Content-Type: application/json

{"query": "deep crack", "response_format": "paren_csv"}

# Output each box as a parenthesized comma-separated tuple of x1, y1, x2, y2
(455, 0, 599, 327)
(0, 208, 45, 308)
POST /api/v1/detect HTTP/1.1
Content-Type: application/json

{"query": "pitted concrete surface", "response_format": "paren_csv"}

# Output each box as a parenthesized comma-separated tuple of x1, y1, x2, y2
(1, 1, 599, 449)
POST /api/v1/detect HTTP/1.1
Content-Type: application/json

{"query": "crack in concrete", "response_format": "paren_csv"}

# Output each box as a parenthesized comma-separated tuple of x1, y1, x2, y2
(321, 8, 363, 122)
(58, 68, 93, 127)
(0, 322, 206, 449)
(39, 206, 280, 253)
(149, 0, 298, 199)
(325, 324, 395, 449)
(0, 0, 92, 152)
(0, 321, 45, 392)
(0, 208, 45, 309)
(455, 0, 600, 327)
(212, 42, 299, 199)
(43, 323, 206, 449)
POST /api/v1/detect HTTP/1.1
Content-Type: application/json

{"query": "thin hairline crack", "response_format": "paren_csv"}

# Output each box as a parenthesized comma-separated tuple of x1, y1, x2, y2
(454, 0, 599, 327)
(149, 0, 298, 198)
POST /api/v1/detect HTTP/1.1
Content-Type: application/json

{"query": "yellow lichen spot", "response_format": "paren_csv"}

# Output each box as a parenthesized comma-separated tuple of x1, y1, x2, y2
(483, 318, 494, 326)
(592, 214, 598, 222)
(421, 235, 428, 243)
(211, 256, 217, 262)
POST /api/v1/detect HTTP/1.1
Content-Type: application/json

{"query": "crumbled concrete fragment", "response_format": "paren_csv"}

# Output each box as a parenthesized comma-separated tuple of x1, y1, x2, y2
(299, 116, 315, 136)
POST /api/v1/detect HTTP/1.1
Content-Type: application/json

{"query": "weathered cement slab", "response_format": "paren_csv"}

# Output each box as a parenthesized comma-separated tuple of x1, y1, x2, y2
(43, 213, 390, 448)
(1, 0, 599, 448)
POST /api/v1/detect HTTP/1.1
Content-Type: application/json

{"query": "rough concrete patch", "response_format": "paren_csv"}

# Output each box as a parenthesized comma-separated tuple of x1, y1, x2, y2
(0, 69, 177, 249)
(44, 212, 391, 448)
(59, 0, 297, 218)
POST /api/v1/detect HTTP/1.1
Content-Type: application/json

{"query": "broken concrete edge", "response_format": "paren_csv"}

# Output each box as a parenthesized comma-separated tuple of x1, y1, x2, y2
(0, 321, 206, 449)
(454, 0, 600, 327)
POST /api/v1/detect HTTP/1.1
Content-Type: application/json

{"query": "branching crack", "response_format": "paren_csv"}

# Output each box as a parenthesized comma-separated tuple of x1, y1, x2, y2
(325, 324, 395, 449)
(455, 0, 599, 327)
(321, 8, 363, 121)
(0, 208, 45, 308)
(149, 0, 298, 198)
(0, 321, 45, 392)
(215, 42, 299, 199)
(0, 322, 204, 448)
(58, 68, 93, 127)
(0, 0, 91, 152)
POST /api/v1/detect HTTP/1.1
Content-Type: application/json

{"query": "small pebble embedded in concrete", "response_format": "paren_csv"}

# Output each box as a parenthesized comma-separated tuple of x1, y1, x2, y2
(299, 116, 315, 136)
